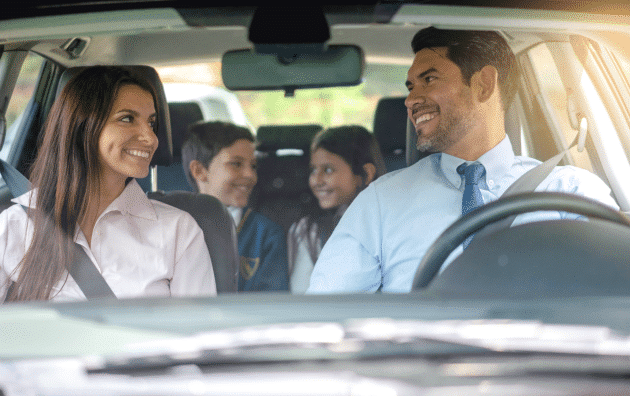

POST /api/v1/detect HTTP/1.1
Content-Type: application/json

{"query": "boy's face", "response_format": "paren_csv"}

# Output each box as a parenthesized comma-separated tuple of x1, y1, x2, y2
(197, 138, 257, 208)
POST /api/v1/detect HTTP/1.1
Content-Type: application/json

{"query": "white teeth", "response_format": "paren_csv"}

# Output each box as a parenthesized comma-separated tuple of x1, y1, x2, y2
(126, 149, 150, 159)
(415, 112, 437, 126)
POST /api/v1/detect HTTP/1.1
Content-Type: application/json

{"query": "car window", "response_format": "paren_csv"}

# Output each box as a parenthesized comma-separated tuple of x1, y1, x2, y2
(526, 43, 594, 172)
(0, 52, 45, 161)
(156, 62, 410, 131)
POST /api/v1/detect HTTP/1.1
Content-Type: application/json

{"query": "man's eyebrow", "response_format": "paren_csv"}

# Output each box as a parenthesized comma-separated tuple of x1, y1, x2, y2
(418, 67, 438, 79)
(406, 67, 439, 87)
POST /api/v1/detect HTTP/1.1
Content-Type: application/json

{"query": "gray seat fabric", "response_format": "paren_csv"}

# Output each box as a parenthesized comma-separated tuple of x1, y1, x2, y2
(147, 191, 239, 294)
(373, 97, 408, 172)
(250, 124, 321, 232)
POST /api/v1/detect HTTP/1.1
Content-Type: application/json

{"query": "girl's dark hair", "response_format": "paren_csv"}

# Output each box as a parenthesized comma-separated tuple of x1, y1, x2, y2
(311, 125, 387, 184)
(411, 27, 518, 112)
(181, 121, 255, 193)
(6, 66, 158, 302)
(305, 125, 386, 260)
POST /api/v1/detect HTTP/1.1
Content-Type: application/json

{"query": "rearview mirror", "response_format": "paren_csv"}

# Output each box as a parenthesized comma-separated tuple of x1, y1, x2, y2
(221, 45, 364, 96)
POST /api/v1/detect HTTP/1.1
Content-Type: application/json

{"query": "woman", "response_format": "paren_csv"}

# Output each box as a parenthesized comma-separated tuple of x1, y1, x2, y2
(181, 121, 289, 291)
(1, 66, 216, 302)
(288, 125, 386, 293)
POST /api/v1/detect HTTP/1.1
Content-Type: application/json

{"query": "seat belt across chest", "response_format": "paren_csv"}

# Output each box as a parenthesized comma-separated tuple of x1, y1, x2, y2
(0, 159, 116, 300)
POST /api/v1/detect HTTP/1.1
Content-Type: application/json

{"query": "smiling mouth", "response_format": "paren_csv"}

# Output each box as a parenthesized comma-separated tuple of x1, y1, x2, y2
(314, 189, 332, 198)
(125, 149, 151, 159)
(414, 111, 438, 126)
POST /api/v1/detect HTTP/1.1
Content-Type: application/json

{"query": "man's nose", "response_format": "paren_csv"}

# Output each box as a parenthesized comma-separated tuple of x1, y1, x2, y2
(405, 87, 426, 109)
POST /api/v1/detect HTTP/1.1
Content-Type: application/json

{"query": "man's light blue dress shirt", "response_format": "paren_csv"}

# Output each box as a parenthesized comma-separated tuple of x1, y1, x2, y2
(306, 137, 619, 294)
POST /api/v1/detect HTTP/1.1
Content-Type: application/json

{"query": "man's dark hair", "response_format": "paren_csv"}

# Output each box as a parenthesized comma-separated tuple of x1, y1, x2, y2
(411, 27, 518, 111)
(181, 121, 255, 192)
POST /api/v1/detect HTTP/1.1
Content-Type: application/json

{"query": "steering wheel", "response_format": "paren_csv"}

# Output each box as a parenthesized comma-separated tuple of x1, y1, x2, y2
(411, 192, 630, 290)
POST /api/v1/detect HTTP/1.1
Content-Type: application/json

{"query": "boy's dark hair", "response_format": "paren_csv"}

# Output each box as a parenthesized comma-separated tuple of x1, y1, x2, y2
(411, 27, 519, 112)
(181, 121, 254, 192)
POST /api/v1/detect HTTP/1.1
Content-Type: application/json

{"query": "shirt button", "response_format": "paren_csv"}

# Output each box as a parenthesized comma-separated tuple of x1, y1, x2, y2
(488, 180, 495, 187)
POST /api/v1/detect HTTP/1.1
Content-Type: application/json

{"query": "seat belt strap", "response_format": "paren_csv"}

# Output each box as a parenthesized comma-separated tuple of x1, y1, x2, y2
(474, 133, 580, 240)
(0, 159, 116, 300)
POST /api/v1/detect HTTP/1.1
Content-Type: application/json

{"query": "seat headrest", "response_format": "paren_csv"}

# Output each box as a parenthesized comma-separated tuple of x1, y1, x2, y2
(256, 124, 322, 151)
(168, 101, 204, 162)
(56, 66, 173, 167)
(373, 97, 407, 153)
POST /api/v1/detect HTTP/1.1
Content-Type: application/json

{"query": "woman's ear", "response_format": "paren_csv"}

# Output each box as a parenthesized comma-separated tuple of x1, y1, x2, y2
(362, 163, 377, 185)
(189, 160, 209, 183)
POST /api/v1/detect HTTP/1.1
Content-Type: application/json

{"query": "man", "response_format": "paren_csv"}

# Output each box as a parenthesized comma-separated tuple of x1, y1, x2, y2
(181, 121, 289, 292)
(307, 27, 618, 293)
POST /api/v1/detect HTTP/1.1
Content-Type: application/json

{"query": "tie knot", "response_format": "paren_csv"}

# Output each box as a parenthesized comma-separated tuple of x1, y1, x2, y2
(457, 163, 485, 185)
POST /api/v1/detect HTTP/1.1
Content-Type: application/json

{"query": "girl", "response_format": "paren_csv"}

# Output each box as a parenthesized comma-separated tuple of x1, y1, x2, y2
(1, 66, 216, 302)
(288, 125, 386, 293)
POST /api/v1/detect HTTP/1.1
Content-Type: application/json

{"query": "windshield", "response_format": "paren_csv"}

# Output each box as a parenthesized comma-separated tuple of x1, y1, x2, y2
(2, 5, 630, 394)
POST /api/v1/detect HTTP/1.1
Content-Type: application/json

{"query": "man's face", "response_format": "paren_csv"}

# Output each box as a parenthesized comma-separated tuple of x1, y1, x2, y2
(404, 47, 477, 154)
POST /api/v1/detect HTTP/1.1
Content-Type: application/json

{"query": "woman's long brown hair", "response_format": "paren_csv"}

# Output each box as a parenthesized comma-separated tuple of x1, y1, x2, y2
(5, 66, 157, 302)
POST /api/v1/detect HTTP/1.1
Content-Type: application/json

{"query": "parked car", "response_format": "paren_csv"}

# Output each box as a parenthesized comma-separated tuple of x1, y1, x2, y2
(2, 1, 630, 394)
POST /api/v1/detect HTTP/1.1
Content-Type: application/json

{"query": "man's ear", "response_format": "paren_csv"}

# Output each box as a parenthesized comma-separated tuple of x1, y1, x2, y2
(189, 160, 209, 183)
(474, 65, 499, 104)
(362, 163, 377, 185)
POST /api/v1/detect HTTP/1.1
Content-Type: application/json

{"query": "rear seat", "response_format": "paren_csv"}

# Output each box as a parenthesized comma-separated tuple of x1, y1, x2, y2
(249, 124, 322, 233)
(373, 96, 408, 172)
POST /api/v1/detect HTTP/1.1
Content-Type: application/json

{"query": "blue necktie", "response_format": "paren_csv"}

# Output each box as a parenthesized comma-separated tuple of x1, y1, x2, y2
(457, 162, 486, 249)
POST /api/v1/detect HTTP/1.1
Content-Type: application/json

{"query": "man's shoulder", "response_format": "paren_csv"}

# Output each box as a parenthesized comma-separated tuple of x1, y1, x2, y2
(371, 154, 437, 189)
(545, 164, 605, 185)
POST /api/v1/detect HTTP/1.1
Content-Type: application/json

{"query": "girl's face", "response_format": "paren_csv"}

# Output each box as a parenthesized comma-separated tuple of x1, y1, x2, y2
(201, 139, 258, 208)
(309, 148, 362, 210)
(98, 84, 158, 187)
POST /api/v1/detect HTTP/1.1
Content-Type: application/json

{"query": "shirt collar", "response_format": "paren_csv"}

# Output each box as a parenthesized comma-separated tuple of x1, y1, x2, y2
(439, 135, 515, 189)
(227, 206, 243, 225)
(13, 179, 158, 221)
(108, 179, 157, 220)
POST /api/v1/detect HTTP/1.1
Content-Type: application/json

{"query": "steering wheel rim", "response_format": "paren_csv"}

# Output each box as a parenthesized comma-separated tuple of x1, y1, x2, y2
(411, 192, 630, 290)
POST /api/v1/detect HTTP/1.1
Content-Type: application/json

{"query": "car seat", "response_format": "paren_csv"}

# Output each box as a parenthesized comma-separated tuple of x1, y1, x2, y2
(57, 67, 238, 294)
(137, 101, 203, 192)
(249, 124, 322, 233)
(373, 97, 408, 172)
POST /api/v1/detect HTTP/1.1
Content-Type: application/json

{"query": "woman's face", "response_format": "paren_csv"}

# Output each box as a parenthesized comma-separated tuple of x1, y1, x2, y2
(309, 148, 362, 210)
(98, 84, 158, 186)
(202, 138, 258, 208)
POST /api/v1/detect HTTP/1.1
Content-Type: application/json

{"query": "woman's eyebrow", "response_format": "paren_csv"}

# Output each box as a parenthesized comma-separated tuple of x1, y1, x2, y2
(114, 109, 157, 118)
